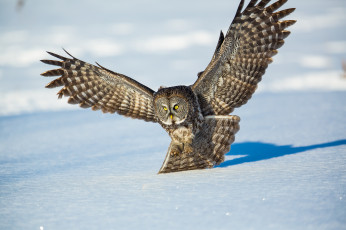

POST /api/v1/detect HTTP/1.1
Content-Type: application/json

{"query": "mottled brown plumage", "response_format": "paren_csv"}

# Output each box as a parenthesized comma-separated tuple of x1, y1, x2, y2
(159, 115, 240, 173)
(41, 0, 295, 173)
(41, 50, 155, 122)
(193, 0, 296, 115)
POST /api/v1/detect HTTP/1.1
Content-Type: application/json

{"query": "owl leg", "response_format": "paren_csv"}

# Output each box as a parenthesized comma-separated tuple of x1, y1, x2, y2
(159, 115, 240, 173)
(170, 126, 195, 156)
(170, 142, 183, 156)
(171, 142, 193, 155)
(183, 140, 193, 154)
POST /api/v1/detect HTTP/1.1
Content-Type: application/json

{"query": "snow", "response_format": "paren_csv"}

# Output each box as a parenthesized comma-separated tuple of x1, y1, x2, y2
(1, 92, 345, 230)
(1, 0, 346, 229)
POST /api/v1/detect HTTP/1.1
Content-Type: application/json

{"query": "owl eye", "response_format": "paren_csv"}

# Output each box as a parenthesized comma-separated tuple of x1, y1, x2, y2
(173, 105, 179, 110)
(163, 106, 168, 111)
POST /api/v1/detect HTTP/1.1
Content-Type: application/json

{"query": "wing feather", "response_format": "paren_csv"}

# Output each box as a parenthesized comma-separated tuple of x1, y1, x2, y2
(192, 0, 296, 115)
(41, 50, 156, 122)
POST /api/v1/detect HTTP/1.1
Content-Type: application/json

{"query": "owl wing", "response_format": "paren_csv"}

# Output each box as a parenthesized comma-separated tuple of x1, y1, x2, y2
(41, 50, 156, 122)
(192, 0, 296, 115)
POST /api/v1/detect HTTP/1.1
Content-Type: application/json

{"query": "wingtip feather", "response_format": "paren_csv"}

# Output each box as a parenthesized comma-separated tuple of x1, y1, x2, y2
(40, 68, 64, 77)
(46, 51, 68, 61)
(62, 48, 76, 59)
(266, 0, 289, 13)
(40, 59, 63, 66)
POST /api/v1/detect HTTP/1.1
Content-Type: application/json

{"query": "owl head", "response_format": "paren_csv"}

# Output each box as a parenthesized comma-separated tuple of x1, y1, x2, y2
(153, 86, 197, 126)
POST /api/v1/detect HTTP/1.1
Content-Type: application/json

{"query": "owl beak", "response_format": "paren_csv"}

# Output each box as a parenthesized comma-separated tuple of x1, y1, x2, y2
(170, 114, 173, 120)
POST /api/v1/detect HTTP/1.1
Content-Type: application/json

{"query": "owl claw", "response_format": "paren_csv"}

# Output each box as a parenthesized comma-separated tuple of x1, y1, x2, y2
(171, 150, 180, 156)
(183, 145, 194, 154)
(170, 147, 181, 156)
(170, 142, 194, 156)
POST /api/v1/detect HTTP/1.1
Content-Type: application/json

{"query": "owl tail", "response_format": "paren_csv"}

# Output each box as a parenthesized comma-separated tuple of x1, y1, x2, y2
(158, 115, 240, 173)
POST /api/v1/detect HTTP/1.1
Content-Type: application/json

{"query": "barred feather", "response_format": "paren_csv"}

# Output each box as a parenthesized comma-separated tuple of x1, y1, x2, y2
(41, 50, 157, 122)
(192, 0, 296, 115)
(159, 115, 240, 173)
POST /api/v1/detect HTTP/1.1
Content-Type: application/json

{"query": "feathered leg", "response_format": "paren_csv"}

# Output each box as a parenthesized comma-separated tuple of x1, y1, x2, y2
(158, 115, 240, 173)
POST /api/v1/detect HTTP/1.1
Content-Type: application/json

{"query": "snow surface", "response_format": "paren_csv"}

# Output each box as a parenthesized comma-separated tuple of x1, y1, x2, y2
(1, 92, 345, 230)
(1, 0, 346, 229)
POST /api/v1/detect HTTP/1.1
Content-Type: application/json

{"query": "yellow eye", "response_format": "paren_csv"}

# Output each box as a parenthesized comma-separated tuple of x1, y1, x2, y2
(174, 105, 179, 110)
(163, 107, 168, 111)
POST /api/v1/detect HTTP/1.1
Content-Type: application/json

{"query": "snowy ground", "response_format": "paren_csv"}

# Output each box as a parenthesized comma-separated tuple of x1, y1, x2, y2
(1, 92, 345, 230)
(1, 0, 346, 229)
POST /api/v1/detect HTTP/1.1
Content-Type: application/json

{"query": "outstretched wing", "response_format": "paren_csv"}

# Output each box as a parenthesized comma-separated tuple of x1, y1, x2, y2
(41, 50, 156, 122)
(192, 0, 296, 115)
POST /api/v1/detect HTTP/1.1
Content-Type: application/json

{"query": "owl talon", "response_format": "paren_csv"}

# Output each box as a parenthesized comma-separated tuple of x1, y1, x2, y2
(183, 145, 194, 154)
(170, 145, 181, 156)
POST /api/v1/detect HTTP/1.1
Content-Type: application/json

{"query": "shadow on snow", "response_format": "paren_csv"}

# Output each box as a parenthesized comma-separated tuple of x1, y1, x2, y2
(218, 139, 346, 168)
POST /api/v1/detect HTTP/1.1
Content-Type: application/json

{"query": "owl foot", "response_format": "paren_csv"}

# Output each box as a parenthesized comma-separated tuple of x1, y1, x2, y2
(183, 144, 193, 154)
(170, 145, 182, 156)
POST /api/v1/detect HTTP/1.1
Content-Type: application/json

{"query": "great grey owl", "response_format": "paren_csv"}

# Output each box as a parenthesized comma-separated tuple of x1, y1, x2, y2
(41, 0, 295, 173)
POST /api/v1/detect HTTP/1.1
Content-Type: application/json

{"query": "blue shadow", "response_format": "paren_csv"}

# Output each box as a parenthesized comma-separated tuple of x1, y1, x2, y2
(218, 139, 346, 167)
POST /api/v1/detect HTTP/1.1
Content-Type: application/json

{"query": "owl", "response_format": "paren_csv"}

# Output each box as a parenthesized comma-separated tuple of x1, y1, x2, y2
(41, 0, 295, 173)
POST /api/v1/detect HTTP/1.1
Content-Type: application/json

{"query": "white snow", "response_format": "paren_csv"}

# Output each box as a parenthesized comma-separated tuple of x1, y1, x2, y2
(1, 92, 345, 230)
(259, 71, 346, 92)
(326, 41, 346, 54)
(299, 55, 332, 69)
(293, 7, 346, 33)
(135, 31, 215, 53)
(0, 0, 346, 229)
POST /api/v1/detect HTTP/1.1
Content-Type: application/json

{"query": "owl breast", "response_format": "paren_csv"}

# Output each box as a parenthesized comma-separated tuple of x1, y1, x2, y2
(153, 85, 204, 155)
(170, 126, 194, 143)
